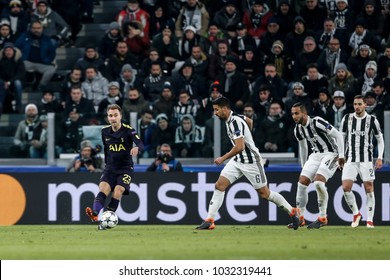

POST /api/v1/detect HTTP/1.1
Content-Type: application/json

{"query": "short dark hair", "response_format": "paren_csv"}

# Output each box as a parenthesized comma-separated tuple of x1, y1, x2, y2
(270, 100, 284, 110)
(179, 89, 191, 96)
(30, 20, 42, 27)
(85, 65, 97, 73)
(306, 63, 318, 70)
(129, 86, 139, 93)
(71, 66, 82, 73)
(212, 96, 230, 108)
(354, 95, 365, 100)
(150, 61, 161, 69)
(116, 40, 127, 46)
(191, 44, 202, 51)
(217, 39, 229, 47)
(372, 81, 383, 88)
(292, 102, 307, 113)
(148, 47, 159, 55)
(70, 85, 82, 91)
(258, 84, 270, 93)
(141, 108, 154, 116)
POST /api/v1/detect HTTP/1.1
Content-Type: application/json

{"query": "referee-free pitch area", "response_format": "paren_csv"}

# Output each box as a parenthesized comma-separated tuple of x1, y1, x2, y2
(0, 225, 389, 260)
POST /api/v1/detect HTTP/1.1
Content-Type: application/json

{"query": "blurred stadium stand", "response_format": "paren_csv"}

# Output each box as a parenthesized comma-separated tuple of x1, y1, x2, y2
(0, 0, 388, 170)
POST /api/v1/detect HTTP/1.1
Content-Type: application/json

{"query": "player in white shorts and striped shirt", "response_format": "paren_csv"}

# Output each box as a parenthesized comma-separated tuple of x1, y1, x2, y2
(290, 102, 345, 229)
(195, 97, 301, 230)
(339, 95, 384, 228)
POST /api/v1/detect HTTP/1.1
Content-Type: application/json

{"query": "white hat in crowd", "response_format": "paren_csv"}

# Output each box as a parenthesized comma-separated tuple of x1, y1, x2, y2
(333, 90, 345, 99)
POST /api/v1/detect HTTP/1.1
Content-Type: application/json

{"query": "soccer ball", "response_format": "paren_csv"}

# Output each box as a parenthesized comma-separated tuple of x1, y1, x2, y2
(100, 211, 118, 229)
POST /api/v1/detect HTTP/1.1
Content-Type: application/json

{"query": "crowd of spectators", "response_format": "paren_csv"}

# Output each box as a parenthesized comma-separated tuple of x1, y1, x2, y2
(1, 0, 390, 159)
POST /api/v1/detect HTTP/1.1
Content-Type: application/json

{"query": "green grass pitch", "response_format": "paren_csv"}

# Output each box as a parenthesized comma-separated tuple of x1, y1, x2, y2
(0, 225, 389, 260)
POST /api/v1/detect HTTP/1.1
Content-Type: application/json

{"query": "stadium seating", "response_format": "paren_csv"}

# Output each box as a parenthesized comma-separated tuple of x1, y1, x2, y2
(0, 114, 25, 137)
(0, 114, 24, 158)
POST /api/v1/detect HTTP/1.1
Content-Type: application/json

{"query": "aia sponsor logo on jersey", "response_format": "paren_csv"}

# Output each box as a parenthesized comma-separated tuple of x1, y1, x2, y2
(109, 144, 126, 152)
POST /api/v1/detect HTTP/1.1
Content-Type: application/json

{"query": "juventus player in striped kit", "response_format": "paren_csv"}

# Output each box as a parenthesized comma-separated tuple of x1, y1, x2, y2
(290, 102, 345, 229)
(340, 95, 384, 228)
(196, 97, 301, 230)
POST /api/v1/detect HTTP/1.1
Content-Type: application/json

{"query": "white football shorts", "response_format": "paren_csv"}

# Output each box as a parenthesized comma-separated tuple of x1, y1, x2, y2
(301, 152, 339, 181)
(342, 162, 375, 182)
(220, 159, 268, 189)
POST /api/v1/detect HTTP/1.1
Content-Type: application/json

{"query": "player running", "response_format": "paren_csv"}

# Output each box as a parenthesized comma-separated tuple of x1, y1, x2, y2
(196, 97, 301, 230)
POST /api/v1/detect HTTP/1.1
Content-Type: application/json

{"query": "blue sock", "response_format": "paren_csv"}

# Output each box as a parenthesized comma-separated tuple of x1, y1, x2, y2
(107, 198, 119, 212)
(93, 192, 106, 214)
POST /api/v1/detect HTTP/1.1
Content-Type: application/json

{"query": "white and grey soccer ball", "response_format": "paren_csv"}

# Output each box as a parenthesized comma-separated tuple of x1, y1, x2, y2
(100, 211, 118, 229)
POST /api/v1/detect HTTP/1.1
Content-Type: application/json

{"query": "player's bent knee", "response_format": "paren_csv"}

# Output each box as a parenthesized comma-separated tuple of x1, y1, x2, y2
(113, 185, 125, 198)
(298, 176, 311, 186)
(113, 189, 124, 196)
(215, 176, 230, 191)
(363, 181, 374, 192)
(342, 187, 351, 192)
(313, 174, 327, 182)
(99, 182, 111, 194)
(256, 186, 270, 199)
(342, 181, 353, 192)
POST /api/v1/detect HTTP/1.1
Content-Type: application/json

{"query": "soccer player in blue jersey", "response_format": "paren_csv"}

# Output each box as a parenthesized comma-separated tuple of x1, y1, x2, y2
(196, 97, 301, 230)
(86, 104, 144, 230)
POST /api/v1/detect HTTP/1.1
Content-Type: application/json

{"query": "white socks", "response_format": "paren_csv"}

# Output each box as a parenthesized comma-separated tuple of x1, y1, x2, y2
(343, 191, 359, 215)
(296, 182, 328, 218)
(366, 192, 375, 222)
(267, 191, 293, 214)
(207, 189, 295, 220)
(296, 182, 308, 216)
(344, 190, 375, 222)
(314, 181, 328, 218)
(207, 189, 225, 219)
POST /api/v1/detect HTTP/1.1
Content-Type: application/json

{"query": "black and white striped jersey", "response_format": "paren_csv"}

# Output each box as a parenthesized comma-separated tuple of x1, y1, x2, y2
(294, 116, 338, 154)
(225, 111, 262, 164)
(340, 112, 383, 162)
